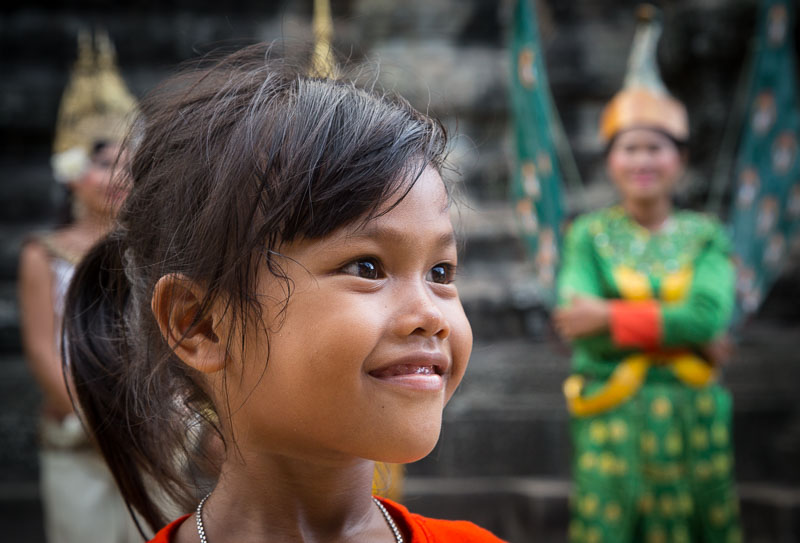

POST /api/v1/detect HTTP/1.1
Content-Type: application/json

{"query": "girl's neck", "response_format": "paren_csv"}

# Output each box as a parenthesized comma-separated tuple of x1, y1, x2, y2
(622, 197, 672, 231)
(183, 455, 390, 543)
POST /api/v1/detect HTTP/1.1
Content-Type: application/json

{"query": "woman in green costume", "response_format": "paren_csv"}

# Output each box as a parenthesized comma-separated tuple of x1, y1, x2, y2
(554, 10, 742, 543)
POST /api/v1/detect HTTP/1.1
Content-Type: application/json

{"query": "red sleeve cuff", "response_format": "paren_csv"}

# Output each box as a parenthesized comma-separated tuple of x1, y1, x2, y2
(609, 300, 662, 350)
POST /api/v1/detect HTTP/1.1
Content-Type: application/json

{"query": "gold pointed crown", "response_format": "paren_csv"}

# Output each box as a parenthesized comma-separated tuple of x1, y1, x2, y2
(51, 29, 138, 182)
(308, 0, 338, 79)
(599, 5, 688, 144)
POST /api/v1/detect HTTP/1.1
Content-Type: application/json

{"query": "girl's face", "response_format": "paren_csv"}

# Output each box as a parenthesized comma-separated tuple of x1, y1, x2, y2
(607, 128, 685, 206)
(71, 143, 130, 217)
(222, 166, 472, 465)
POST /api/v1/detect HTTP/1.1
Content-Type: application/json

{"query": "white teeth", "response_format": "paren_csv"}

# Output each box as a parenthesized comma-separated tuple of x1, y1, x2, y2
(370, 364, 440, 378)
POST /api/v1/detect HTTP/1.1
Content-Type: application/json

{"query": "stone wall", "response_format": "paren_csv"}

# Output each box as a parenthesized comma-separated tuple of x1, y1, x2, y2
(2, 1, 799, 541)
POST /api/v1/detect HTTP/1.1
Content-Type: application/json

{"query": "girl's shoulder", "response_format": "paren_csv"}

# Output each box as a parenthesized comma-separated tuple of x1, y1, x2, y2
(148, 514, 191, 543)
(379, 498, 508, 543)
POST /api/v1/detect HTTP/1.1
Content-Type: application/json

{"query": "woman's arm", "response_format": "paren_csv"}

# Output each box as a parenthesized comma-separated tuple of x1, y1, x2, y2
(660, 227, 735, 345)
(18, 241, 74, 419)
(608, 224, 735, 350)
(554, 217, 617, 345)
(556, 216, 604, 304)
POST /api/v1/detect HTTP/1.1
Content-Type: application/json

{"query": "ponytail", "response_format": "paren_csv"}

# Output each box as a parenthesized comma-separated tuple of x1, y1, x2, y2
(63, 233, 170, 534)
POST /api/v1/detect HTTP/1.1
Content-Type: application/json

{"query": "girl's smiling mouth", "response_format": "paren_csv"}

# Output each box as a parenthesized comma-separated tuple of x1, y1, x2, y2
(368, 352, 449, 390)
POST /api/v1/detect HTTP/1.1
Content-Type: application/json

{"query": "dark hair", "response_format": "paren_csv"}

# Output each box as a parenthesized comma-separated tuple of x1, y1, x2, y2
(63, 42, 447, 533)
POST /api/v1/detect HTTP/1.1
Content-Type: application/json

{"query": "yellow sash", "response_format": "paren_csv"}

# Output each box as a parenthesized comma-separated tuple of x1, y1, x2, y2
(563, 352, 714, 417)
(563, 265, 714, 417)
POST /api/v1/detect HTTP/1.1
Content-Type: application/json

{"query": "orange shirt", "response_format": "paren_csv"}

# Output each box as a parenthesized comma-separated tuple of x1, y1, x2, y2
(148, 497, 506, 542)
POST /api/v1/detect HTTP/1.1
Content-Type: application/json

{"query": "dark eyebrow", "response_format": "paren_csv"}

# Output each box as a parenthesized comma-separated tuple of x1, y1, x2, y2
(343, 224, 456, 248)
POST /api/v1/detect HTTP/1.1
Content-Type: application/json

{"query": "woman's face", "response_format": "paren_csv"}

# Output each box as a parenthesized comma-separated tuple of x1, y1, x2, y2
(607, 128, 685, 206)
(219, 166, 473, 465)
(71, 143, 130, 217)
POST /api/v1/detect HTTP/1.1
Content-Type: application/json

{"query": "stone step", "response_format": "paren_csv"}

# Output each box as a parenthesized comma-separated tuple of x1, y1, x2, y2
(0, 485, 45, 543)
(0, 357, 42, 485)
(0, 281, 21, 355)
(451, 200, 526, 264)
(461, 329, 800, 404)
(0, 158, 58, 227)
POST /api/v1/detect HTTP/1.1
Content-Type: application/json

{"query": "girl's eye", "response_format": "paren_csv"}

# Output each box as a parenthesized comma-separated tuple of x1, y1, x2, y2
(342, 258, 383, 280)
(427, 263, 455, 284)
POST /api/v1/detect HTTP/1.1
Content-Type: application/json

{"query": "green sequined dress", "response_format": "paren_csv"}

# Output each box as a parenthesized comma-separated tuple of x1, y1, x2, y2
(557, 206, 742, 543)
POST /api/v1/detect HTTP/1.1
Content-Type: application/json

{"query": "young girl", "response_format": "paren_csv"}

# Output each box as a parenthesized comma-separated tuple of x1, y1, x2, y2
(63, 43, 506, 543)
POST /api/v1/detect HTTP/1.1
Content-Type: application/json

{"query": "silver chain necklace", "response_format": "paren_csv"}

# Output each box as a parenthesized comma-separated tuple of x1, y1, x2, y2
(195, 493, 404, 543)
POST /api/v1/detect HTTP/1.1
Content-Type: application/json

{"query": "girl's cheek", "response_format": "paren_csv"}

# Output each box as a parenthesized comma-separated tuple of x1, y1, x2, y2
(448, 304, 473, 383)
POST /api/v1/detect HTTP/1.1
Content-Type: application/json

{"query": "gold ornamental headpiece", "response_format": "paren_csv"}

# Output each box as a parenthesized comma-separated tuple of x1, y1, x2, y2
(308, 0, 338, 79)
(599, 5, 688, 144)
(51, 29, 138, 182)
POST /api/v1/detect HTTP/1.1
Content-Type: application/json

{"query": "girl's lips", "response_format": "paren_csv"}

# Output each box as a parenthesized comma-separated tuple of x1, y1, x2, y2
(370, 364, 441, 378)
(368, 371, 444, 391)
(368, 353, 448, 391)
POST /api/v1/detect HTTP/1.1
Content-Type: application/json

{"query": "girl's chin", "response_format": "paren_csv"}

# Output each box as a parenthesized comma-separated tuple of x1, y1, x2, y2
(371, 428, 442, 464)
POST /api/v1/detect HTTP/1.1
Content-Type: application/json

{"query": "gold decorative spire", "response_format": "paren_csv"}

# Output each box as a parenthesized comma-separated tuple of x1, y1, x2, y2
(599, 5, 688, 144)
(51, 29, 137, 182)
(309, 0, 338, 79)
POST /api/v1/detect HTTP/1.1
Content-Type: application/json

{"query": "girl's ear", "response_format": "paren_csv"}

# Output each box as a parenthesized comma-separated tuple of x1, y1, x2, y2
(151, 274, 226, 373)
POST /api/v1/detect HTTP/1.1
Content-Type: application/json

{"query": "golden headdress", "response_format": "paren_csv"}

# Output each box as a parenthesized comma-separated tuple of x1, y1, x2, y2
(599, 5, 688, 144)
(51, 29, 137, 182)
(309, 0, 338, 79)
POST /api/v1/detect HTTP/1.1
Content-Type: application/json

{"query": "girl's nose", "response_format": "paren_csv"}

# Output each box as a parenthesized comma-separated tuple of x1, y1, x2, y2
(395, 281, 450, 340)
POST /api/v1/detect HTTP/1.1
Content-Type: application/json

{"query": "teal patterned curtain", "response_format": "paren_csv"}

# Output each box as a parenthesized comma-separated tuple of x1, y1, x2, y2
(729, 0, 800, 318)
(509, 0, 567, 306)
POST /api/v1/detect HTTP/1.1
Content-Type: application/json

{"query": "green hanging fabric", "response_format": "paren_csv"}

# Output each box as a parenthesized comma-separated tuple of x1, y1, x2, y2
(509, 0, 567, 306)
(729, 0, 800, 318)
